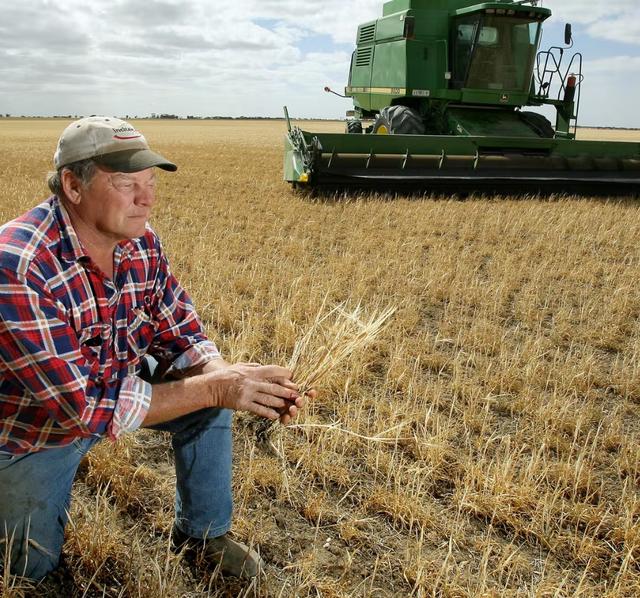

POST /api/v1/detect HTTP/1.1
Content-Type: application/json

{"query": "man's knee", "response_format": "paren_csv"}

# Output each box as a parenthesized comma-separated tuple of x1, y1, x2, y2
(1, 522, 61, 581)
(0, 444, 81, 582)
(153, 406, 233, 438)
(203, 407, 233, 429)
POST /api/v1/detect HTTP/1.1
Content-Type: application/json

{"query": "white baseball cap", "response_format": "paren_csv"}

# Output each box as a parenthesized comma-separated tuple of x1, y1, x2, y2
(54, 116, 177, 172)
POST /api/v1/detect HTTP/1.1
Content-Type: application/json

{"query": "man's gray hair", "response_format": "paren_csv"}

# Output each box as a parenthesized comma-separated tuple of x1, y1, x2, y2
(47, 159, 97, 196)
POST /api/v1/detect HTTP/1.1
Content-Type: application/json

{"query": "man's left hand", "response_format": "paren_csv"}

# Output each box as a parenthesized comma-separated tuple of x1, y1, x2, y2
(199, 358, 316, 425)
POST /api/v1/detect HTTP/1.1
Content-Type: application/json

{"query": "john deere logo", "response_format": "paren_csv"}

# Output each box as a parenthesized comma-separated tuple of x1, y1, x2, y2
(500, 94, 509, 103)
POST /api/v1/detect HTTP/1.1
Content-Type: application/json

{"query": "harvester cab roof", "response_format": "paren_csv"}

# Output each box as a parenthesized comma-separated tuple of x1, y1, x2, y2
(450, 5, 549, 94)
(283, 0, 640, 195)
(347, 0, 553, 117)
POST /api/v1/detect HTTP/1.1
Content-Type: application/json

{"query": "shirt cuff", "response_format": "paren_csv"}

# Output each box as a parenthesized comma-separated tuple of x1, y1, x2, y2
(108, 375, 152, 440)
(165, 340, 221, 377)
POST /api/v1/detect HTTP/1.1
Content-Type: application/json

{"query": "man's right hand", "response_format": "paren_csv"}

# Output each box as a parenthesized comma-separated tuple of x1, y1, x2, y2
(205, 363, 304, 422)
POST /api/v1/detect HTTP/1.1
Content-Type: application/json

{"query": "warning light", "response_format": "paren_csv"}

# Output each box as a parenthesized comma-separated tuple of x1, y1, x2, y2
(564, 74, 577, 103)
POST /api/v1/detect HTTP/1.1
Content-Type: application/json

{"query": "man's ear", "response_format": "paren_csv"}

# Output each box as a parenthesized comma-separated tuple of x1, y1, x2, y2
(60, 169, 83, 205)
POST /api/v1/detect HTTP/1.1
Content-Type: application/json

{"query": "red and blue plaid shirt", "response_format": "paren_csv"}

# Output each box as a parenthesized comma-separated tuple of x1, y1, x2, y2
(0, 196, 220, 454)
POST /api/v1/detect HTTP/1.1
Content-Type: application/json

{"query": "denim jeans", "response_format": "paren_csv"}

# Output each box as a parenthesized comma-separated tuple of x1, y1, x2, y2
(0, 357, 233, 581)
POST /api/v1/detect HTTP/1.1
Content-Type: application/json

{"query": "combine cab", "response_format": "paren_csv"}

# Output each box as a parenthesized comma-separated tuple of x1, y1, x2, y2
(284, 0, 640, 194)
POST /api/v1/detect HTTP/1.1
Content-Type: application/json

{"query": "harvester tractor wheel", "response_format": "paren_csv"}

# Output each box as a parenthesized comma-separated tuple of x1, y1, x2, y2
(519, 111, 555, 138)
(373, 105, 425, 135)
(346, 120, 363, 134)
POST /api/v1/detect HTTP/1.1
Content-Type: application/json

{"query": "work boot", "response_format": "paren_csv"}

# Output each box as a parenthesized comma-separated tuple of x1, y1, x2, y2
(172, 526, 263, 579)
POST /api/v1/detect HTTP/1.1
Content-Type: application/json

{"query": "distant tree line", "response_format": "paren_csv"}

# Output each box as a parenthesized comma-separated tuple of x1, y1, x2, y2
(0, 113, 335, 121)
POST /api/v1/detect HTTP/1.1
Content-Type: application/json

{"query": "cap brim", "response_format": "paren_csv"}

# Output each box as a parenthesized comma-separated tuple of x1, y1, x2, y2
(93, 149, 177, 172)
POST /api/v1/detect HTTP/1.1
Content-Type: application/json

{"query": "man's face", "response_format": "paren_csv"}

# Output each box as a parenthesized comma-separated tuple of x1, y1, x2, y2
(78, 166, 157, 242)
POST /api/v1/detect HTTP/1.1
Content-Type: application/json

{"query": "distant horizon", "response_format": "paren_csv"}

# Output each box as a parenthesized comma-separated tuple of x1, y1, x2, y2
(1, 114, 638, 131)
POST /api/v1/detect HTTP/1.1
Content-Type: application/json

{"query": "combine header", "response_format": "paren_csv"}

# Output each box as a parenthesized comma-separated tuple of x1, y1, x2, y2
(284, 0, 640, 194)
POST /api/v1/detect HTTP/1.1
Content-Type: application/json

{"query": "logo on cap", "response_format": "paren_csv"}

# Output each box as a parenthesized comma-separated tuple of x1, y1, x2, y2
(112, 125, 142, 140)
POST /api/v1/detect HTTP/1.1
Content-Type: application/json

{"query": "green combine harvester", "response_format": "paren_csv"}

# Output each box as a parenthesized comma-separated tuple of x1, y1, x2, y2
(284, 0, 640, 194)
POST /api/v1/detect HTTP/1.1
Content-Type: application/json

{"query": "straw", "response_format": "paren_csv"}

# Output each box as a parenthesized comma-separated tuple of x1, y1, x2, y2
(288, 301, 396, 394)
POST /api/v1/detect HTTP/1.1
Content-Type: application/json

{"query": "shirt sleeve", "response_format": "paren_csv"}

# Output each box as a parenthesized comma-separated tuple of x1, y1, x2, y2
(146, 235, 221, 378)
(0, 264, 145, 439)
(109, 376, 152, 438)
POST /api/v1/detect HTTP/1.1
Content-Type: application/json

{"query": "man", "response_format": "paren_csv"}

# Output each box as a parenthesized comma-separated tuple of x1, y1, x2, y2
(0, 116, 306, 581)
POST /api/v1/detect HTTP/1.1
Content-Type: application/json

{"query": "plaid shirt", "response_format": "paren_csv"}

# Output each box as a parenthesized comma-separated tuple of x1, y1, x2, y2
(0, 196, 220, 454)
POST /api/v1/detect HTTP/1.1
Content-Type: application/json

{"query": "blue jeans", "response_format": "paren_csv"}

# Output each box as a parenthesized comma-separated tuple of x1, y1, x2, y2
(0, 357, 233, 581)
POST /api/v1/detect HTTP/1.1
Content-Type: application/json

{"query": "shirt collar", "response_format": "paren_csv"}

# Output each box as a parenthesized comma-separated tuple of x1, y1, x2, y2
(53, 196, 88, 264)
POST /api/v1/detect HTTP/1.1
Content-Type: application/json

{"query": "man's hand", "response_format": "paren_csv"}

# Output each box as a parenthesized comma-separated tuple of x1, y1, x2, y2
(279, 386, 317, 425)
(206, 363, 306, 424)
(143, 359, 316, 428)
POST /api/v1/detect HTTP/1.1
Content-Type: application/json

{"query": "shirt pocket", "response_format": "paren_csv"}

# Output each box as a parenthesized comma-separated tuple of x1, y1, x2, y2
(127, 306, 157, 367)
(78, 323, 106, 368)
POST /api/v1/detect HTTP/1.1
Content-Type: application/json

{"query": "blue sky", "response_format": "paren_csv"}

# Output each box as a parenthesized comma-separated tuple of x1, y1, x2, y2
(1, 0, 639, 128)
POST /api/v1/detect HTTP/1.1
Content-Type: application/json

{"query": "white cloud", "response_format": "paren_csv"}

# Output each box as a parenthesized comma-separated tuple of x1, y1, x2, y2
(587, 55, 640, 73)
(545, 0, 640, 44)
(544, 0, 637, 25)
(238, 0, 380, 44)
(585, 18, 640, 46)
(0, 0, 375, 118)
(0, 0, 639, 126)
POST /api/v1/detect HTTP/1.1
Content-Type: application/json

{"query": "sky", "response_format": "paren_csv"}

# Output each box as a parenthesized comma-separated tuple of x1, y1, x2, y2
(1, 0, 639, 127)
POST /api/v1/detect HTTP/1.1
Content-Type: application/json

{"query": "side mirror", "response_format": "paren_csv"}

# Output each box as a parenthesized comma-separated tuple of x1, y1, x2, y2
(564, 23, 572, 46)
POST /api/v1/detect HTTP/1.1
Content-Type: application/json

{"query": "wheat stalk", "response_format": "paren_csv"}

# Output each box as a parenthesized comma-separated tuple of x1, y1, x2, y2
(288, 301, 396, 394)
(256, 301, 396, 455)
(256, 297, 396, 458)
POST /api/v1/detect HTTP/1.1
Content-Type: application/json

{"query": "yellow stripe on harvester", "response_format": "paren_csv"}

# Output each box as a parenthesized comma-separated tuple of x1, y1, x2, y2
(346, 87, 408, 95)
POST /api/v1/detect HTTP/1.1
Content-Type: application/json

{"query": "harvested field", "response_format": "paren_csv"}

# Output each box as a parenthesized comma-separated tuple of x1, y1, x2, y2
(0, 119, 639, 597)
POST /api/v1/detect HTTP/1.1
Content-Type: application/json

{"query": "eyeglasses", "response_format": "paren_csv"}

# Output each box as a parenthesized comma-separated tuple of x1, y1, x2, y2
(108, 173, 157, 195)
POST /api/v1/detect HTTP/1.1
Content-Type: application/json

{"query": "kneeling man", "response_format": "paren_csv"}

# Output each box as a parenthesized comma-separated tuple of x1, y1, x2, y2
(0, 117, 305, 581)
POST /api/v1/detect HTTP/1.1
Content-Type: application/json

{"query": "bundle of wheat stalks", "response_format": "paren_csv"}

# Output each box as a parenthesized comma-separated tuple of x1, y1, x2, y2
(254, 301, 395, 450)
(288, 301, 396, 396)
(256, 302, 395, 456)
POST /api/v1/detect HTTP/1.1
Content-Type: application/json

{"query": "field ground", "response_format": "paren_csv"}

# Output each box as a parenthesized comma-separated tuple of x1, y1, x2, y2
(0, 119, 639, 597)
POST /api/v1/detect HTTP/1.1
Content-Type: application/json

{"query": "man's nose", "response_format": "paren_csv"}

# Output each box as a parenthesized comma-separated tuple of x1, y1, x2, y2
(136, 183, 155, 205)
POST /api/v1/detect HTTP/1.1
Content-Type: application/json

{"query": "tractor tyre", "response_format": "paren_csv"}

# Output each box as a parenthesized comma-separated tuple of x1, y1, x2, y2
(519, 111, 555, 138)
(373, 105, 425, 135)
(346, 120, 363, 134)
